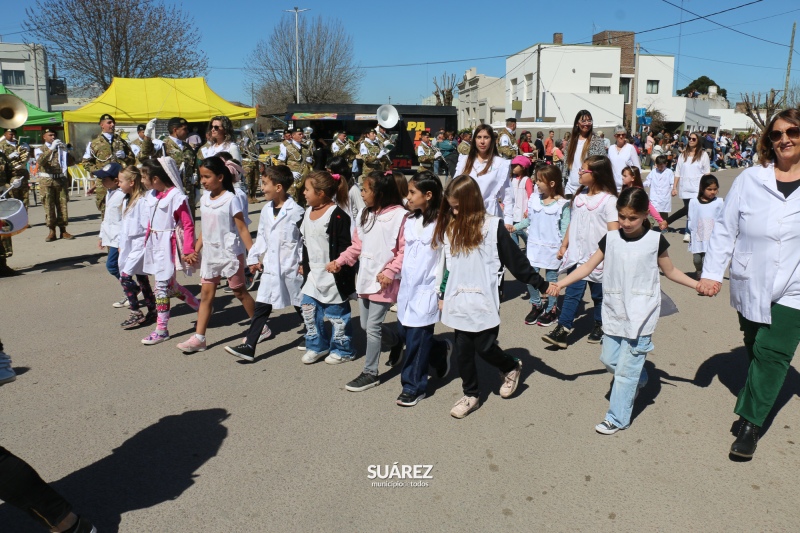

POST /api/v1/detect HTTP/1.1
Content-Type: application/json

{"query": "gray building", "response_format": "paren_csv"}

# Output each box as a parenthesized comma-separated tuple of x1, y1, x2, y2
(0, 41, 66, 110)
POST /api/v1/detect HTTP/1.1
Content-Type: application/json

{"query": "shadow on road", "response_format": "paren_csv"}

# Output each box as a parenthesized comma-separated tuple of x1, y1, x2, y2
(0, 408, 230, 533)
(15, 253, 105, 274)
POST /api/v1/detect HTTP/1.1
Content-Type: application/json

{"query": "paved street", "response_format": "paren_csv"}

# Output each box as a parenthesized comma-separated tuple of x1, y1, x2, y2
(2, 167, 799, 532)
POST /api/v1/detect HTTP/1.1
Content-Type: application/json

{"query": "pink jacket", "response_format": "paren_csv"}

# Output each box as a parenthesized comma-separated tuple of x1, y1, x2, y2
(155, 188, 195, 255)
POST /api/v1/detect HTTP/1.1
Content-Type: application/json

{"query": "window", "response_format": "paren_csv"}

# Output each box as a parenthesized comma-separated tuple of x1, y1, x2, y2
(524, 74, 533, 101)
(590, 86, 611, 94)
(589, 73, 612, 96)
(510, 78, 518, 103)
(2, 70, 25, 86)
(647, 80, 660, 94)
(619, 77, 631, 104)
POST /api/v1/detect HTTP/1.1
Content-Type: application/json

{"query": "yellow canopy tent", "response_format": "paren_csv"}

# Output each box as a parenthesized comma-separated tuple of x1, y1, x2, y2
(63, 77, 256, 143)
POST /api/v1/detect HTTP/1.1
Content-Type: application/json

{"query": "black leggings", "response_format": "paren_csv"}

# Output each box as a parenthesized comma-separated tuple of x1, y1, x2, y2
(0, 446, 72, 529)
(455, 326, 517, 397)
(666, 198, 691, 225)
(245, 303, 302, 347)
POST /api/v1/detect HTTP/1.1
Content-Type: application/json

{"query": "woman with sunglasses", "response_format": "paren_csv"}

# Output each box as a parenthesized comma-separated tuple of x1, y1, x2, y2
(698, 108, 800, 460)
(202, 116, 242, 162)
(607, 125, 641, 191)
(667, 131, 710, 242)
(562, 110, 607, 197)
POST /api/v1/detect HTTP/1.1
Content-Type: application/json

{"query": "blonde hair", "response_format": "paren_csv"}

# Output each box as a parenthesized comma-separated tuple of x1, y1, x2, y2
(119, 165, 146, 214)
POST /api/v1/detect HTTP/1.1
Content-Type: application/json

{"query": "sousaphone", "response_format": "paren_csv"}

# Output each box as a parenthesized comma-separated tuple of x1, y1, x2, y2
(0, 94, 28, 130)
(376, 104, 399, 150)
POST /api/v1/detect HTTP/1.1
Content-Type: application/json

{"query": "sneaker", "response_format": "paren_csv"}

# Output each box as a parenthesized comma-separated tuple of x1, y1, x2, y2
(499, 359, 523, 398)
(225, 343, 255, 362)
(71, 515, 98, 533)
(301, 349, 329, 364)
(345, 372, 380, 392)
(542, 324, 572, 349)
(141, 330, 170, 345)
(223, 286, 233, 293)
(246, 269, 261, 290)
(142, 311, 157, 327)
(241, 324, 272, 346)
(431, 339, 453, 379)
(595, 420, 622, 435)
(386, 341, 404, 367)
(120, 310, 145, 329)
(325, 353, 352, 365)
(0, 352, 16, 385)
(389, 303, 398, 313)
(397, 391, 425, 407)
(683, 233, 691, 243)
(524, 303, 544, 325)
(297, 337, 307, 351)
(113, 297, 130, 308)
(587, 322, 604, 344)
(177, 335, 207, 353)
(536, 306, 558, 327)
(450, 395, 480, 418)
(520, 291, 530, 300)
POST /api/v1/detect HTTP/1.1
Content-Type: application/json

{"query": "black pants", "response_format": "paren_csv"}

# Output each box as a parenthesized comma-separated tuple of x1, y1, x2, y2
(0, 446, 72, 529)
(666, 198, 691, 225)
(454, 326, 517, 397)
(245, 303, 302, 347)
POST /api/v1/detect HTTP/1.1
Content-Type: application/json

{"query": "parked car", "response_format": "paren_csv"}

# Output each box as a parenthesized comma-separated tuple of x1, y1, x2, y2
(265, 132, 282, 143)
(256, 132, 266, 141)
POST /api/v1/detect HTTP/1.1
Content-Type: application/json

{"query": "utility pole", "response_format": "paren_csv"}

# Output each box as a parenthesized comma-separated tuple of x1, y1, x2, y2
(535, 44, 541, 119)
(783, 21, 796, 107)
(631, 42, 640, 135)
(284, 7, 309, 104)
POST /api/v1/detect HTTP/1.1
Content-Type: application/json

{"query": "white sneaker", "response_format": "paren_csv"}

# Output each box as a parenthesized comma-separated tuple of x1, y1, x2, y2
(113, 297, 130, 308)
(301, 349, 329, 364)
(324, 353, 351, 365)
(241, 324, 272, 345)
(389, 303, 398, 312)
(683, 233, 691, 243)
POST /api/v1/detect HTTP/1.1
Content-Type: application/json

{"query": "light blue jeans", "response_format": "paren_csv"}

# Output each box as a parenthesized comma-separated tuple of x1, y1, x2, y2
(301, 294, 355, 358)
(528, 268, 559, 310)
(600, 334, 653, 429)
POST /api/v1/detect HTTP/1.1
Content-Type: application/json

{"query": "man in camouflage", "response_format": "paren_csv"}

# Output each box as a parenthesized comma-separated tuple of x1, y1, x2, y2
(35, 128, 72, 242)
(276, 128, 312, 204)
(457, 131, 472, 155)
(360, 128, 391, 174)
(160, 117, 198, 219)
(129, 124, 154, 164)
(0, 146, 14, 275)
(0, 129, 31, 213)
(416, 131, 436, 171)
(82, 114, 135, 217)
(496, 117, 519, 159)
(239, 133, 260, 203)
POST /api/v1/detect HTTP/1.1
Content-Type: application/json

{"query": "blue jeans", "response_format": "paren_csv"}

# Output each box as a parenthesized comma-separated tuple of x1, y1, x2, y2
(558, 267, 603, 329)
(106, 246, 120, 279)
(390, 322, 447, 396)
(510, 228, 527, 246)
(301, 294, 355, 358)
(600, 334, 653, 428)
(528, 268, 559, 310)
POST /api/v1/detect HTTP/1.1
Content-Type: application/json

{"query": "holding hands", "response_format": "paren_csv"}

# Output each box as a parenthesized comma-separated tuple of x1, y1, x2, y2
(249, 263, 263, 275)
(326, 260, 341, 273)
(376, 273, 392, 291)
(546, 283, 562, 298)
(183, 252, 198, 266)
(697, 278, 721, 297)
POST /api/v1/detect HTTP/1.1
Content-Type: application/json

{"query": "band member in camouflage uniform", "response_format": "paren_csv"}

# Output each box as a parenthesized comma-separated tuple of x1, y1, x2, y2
(496, 117, 519, 159)
(276, 128, 312, 204)
(416, 131, 436, 171)
(375, 123, 390, 147)
(129, 124, 154, 164)
(331, 132, 358, 165)
(457, 131, 472, 155)
(82, 114, 135, 216)
(360, 128, 391, 174)
(0, 148, 13, 271)
(0, 129, 31, 212)
(160, 117, 198, 219)
(36, 128, 73, 242)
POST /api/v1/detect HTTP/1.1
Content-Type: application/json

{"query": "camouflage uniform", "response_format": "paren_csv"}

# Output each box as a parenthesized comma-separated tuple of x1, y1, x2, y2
(457, 140, 471, 156)
(82, 133, 135, 216)
(161, 137, 198, 219)
(361, 139, 390, 174)
(0, 153, 11, 260)
(331, 139, 357, 164)
(240, 137, 260, 201)
(37, 142, 70, 229)
(496, 128, 519, 160)
(130, 136, 155, 164)
(417, 142, 435, 171)
(0, 138, 31, 211)
(276, 140, 312, 204)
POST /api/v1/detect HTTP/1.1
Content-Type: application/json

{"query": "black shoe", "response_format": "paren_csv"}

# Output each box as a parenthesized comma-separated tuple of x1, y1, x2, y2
(524, 303, 544, 325)
(430, 339, 453, 379)
(68, 515, 98, 533)
(296, 337, 306, 351)
(386, 341, 404, 367)
(542, 324, 572, 349)
(0, 264, 19, 277)
(396, 391, 426, 407)
(730, 418, 760, 459)
(225, 343, 255, 362)
(536, 306, 558, 327)
(520, 291, 530, 300)
(246, 269, 260, 290)
(345, 372, 380, 392)
(587, 322, 604, 343)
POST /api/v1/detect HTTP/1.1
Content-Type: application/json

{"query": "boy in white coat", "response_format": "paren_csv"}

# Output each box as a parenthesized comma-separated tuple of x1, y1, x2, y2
(226, 165, 305, 361)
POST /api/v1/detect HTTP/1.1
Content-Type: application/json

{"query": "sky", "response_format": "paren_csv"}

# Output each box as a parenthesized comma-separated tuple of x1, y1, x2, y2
(2, 0, 800, 107)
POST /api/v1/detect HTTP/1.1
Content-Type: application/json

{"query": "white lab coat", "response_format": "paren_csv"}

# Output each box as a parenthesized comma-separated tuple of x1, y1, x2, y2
(118, 195, 149, 276)
(396, 216, 442, 328)
(248, 198, 305, 308)
(198, 191, 244, 279)
(100, 188, 124, 247)
(454, 154, 514, 225)
(702, 164, 800, 324)
(143, 188, 189, 282)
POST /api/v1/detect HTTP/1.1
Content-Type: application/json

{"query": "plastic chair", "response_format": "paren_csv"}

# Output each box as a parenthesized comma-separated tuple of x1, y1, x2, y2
(68, 165, 93, 196)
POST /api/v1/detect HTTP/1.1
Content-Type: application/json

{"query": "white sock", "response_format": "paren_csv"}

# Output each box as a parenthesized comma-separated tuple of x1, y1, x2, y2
(195, 334, 206, 342)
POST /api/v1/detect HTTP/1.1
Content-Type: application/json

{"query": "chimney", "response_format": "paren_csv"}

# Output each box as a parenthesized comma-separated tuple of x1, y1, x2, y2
(553, 33, 563, 44)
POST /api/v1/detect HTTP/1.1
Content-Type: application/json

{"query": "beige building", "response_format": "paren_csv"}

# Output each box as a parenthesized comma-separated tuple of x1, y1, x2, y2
(456, 68, 505, 131)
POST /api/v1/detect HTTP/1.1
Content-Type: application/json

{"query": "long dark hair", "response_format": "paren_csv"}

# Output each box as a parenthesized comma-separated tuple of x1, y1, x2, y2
(697, 174, 719, 201)
(617, 187, 651, 230)
(408, 170, 443, 226)
(573, 155, 618, 203)
(327, 156, 354, 186)
(463, 124, 498, 177)
(360, 170, 404, 232)
(141, 158, 171, 188)
(566, 110, 593, 173)
(199, 155, 235, 193)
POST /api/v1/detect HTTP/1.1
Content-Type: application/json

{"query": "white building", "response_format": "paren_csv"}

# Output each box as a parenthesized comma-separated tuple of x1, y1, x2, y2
(456, 68, 505, 130)
(0, 42, 66, 110)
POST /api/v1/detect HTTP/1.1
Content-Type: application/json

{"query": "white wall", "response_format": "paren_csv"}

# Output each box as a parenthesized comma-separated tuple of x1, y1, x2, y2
(0, 42, 50, 110)
(457, 68, 505, 130)
(708, 108, 758, 132)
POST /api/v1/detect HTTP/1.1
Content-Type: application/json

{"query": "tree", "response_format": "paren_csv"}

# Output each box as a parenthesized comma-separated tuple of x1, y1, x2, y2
(677, 76, 727, 99)
(784, 79, 800, 109)
(644, 107, 667, 134)
(247, 15, 362, 115)
(24, 0, 207, 90)
(433, 73, 456, 106)
(740, 89, 782, 132)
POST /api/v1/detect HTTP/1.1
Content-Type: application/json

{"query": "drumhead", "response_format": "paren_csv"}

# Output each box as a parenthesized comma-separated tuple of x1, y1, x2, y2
(0, 198, 28, 236)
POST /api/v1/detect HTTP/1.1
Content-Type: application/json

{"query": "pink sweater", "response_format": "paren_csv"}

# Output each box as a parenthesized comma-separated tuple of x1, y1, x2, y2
(155, 188, 195, 255)
(336, 205, 406, 303)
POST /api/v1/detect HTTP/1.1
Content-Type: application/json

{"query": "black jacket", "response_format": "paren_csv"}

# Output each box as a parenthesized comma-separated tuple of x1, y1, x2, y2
(301, 206, 356, 300)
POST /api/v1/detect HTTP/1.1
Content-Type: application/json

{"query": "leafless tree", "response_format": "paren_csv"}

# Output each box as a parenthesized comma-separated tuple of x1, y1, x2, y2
(432, 73, 456, 106)
(24, 0, 207, 90)
(740, 89, 782, 132)
(247, 15, 362, 115)
(784, 79, 800, 109)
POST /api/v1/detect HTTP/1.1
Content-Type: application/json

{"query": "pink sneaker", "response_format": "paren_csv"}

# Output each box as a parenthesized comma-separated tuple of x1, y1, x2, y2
(177, 335, 207, 353)
(241, 324, 271, 345)
(141, 330, 170, 345)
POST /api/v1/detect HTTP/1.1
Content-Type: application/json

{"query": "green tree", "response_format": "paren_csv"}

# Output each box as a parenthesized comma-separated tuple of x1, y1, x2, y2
(677, 76, 727, 98)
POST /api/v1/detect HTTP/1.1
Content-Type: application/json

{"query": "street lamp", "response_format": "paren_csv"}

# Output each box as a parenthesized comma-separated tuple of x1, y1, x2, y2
(284, 6, 309, 104)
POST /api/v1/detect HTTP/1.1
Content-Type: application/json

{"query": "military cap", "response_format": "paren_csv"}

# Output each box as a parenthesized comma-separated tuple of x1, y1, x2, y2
(99, 114, 115, 123)
(43, 128, 56, 135)
(137, 124, 147, 132)
(167, 117, 188, 131)
(91, 162, 122, 179)
(420, 130, 430, 137)
(506, 117, 517, 123)
(287, 128, 302, 134)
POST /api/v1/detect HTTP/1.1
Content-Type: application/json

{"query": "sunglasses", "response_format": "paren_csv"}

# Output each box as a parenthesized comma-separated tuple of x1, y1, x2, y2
(211, 125, 224, 130)
(689, 137, 698, 141)
(768, 127, 800, 143)
(614, 134, 626, 138)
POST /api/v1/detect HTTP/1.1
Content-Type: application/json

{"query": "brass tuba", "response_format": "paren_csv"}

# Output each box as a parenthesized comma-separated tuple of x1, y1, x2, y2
(0, 94, 28, 130)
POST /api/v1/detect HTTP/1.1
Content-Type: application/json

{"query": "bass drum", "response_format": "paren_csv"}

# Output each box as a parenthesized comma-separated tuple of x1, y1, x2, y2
(0, 198, 28, 236)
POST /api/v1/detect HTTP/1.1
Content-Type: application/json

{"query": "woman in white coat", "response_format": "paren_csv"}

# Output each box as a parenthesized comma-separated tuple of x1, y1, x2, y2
(202, 116, 242, 162)
(606, 125, 641, 191)
(699, 108, 800, 459)
(667, 133, 710, 241)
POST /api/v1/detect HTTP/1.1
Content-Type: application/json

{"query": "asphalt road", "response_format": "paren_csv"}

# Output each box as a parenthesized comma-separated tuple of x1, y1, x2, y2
(1, 167, 799, 532)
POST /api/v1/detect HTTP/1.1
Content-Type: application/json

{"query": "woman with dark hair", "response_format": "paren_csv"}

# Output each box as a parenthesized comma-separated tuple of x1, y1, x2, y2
(202, 116, 241, 162)
(534, 131, 545, 161)
(519, 132, 534, 156)
(562, 110, 607, 197)
(699, 108, 800, 459)
(667, 131, 711, 242)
